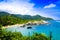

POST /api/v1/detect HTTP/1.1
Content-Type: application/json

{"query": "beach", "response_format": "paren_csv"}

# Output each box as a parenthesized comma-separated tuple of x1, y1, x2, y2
(2, 20, 48, 29)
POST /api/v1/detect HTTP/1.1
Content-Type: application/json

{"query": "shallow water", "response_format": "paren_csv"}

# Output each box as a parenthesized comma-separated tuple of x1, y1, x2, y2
(7, 20, 60, 40)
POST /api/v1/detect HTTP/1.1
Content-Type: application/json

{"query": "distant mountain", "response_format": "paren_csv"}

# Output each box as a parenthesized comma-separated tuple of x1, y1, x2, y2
(0, 12, 9, 16)
(15, 14, 53, 20)
(0, 11, 53, 20)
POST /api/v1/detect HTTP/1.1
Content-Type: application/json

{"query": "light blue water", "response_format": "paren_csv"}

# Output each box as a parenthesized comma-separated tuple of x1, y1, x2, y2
(7, 20, 60, 40)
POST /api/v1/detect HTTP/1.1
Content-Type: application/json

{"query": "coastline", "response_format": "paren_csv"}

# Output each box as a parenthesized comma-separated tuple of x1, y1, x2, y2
(2, 24, 24, 29)
(2, 20, 48, 29)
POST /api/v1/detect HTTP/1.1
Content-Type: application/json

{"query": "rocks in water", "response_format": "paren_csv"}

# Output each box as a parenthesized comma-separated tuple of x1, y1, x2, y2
(27, 26, 32, 29)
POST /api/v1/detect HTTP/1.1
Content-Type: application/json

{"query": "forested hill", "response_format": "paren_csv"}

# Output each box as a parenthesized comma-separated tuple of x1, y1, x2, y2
(0, 11, 53, 26)
(0, 12, 28, 26)
(14, 14, 53, 20)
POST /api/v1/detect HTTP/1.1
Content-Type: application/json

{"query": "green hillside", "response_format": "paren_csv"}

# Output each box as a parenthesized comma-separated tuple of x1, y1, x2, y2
(0, 12, 28, 26)
(15, 14, 53, 20)
(0, 11, 53, 26)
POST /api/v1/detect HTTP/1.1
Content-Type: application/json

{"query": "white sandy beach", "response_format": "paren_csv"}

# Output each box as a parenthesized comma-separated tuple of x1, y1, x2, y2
(2, 24, 24, 29)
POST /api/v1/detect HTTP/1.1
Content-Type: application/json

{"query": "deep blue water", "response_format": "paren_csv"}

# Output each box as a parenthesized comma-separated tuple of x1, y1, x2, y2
(7, 20, 60, 40)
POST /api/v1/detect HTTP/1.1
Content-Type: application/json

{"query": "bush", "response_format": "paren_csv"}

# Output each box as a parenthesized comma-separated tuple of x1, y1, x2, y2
(0, 29, 49, 40)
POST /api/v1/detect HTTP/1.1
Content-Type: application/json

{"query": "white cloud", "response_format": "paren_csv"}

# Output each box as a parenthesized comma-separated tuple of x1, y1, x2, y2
(0, 0, 37, 16)
(44, 4, 56, 8)
(0, 0, 59, 20)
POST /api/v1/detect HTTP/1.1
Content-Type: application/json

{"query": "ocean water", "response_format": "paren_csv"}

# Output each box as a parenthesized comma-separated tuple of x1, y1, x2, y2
(7, 20, 60, 40)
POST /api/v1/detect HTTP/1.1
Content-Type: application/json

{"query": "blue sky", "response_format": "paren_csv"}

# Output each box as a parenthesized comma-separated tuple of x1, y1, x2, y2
(0, 0, 60, 20)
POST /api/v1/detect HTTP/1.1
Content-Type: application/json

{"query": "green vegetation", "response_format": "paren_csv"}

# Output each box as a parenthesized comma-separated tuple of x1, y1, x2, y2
(0, 11, 53, 26)
(0, 12, 28, 26)
(15, 14, 53, 20)
(0, 27, 50, 40)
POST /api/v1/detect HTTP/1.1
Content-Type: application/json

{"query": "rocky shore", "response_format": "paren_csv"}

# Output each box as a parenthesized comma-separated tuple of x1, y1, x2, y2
(20, 20, 49, 28)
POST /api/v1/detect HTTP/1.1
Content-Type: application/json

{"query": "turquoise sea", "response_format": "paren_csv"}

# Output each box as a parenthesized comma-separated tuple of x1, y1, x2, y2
(7, 20, 60, 40)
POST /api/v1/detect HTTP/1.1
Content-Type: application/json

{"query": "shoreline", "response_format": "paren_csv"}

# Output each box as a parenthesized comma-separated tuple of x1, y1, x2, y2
(2, 20, 48, 29)
(2, 24, 24, 29)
